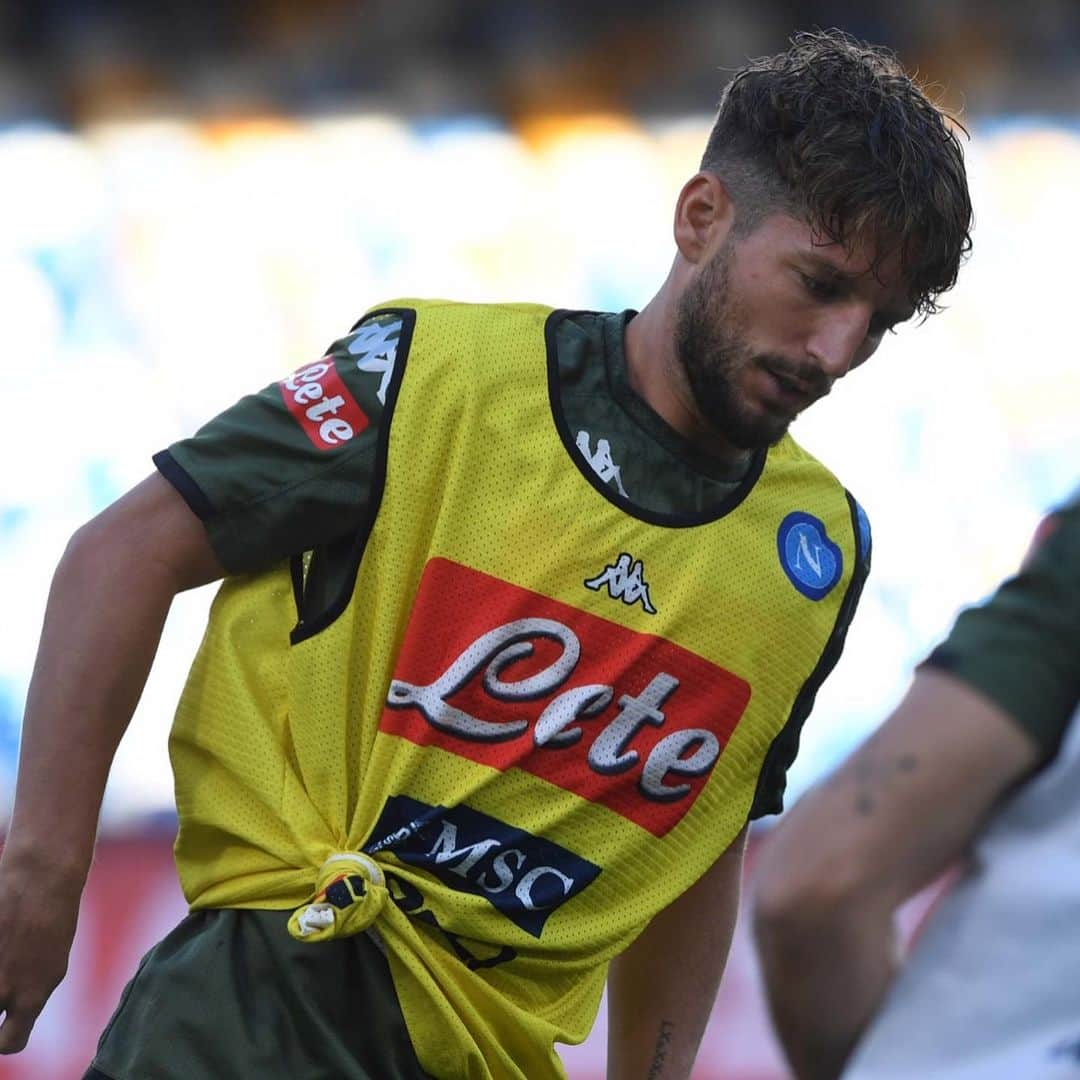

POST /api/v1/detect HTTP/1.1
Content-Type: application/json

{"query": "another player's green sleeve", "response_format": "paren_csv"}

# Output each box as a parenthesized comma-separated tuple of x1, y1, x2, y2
(155, 313, 407, 574)
(923, 490, 1080, 760)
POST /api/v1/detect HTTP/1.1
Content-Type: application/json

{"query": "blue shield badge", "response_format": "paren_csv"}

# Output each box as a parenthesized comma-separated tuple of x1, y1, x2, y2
(777, 512, 843, 600)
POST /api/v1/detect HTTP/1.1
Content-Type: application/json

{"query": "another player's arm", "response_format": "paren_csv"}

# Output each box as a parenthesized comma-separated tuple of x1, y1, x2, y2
(754, 501, 1079, 1080)
(0, 474, 224, 1053)
(753, 669, 1041, 1080)
(606, 825, 747, 1080)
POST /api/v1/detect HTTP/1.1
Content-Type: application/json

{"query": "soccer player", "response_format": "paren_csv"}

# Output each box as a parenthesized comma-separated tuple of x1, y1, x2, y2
(754, 491, 1080, 1079)
(0, 31, 972, 1080)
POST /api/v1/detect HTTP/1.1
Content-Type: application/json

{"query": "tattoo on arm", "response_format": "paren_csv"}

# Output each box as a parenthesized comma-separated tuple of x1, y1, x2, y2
(647, 1020, 675, 1079)
(853, 752, 918, 816)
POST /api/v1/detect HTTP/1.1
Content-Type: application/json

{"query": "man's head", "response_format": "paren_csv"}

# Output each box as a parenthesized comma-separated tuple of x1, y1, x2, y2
(671, 30, 972, 451)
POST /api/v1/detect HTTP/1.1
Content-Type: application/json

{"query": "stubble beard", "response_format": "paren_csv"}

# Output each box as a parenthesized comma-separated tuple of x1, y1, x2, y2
(674, 245, 794, 451)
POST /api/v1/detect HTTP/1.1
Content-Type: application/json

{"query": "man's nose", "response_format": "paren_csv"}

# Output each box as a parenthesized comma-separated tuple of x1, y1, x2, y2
(805, 305, 871, 379)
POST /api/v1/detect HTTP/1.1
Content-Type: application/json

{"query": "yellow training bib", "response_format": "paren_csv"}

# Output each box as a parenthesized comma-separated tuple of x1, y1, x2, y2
(170, 300, 866, 1078)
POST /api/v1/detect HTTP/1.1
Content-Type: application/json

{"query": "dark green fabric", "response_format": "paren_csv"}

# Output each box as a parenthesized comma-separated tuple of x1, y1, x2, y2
(90, 910, 430, 1080)
(924, 489, 1080, 759)
(556, 310, 750, 512)
(163, 315, 401, 578)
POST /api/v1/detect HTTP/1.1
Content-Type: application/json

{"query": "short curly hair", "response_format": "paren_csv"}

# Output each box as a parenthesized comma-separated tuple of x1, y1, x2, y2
(701, 30, 973, 316)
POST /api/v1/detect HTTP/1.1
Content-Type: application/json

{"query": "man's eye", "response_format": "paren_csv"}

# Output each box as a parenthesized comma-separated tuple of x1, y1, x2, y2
(800, 273, 838, 300)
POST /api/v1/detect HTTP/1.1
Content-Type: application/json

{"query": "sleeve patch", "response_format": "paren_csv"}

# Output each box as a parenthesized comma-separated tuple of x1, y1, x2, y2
(278, 357, 369, 451)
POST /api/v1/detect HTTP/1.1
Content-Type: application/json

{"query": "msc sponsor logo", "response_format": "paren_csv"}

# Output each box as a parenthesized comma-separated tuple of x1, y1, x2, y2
(777, 511, 843, 600)
(365, 795, 600, 938)
(279, 357, 368, 450)
(380, 559, 751, 837)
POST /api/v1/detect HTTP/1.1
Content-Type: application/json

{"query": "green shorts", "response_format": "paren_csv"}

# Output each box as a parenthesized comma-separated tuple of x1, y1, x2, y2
(86, 909, 431, 1079)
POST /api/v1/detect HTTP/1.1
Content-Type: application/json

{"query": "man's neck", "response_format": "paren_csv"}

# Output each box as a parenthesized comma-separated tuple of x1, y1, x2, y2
(624, 284, 752, 472)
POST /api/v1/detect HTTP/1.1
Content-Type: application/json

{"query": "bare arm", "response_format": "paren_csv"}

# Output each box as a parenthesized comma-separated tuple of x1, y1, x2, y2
(0, 473, 224, 1052)
(752, 669, 1041, 1080)
(607, 825, 747, 1079)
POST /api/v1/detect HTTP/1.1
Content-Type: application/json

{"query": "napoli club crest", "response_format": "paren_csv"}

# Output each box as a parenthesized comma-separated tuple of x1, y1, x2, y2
(777, 512, 843, 600)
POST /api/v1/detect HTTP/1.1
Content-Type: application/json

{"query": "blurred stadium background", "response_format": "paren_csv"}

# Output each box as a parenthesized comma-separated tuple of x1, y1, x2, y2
(0, 2, 1077, 1076)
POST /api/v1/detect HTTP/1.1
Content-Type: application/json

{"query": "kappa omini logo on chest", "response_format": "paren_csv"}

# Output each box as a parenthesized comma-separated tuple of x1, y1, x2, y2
(585, 552, 656, 614)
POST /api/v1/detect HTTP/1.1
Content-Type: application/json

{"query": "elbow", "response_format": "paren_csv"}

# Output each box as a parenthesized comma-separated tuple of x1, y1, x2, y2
(61, 515, 132, 580)
(58, 518, 112, 577)
(63, 499, 184, 591)
(752, 829, 876, 952)
(57, 513, 170, 599)
(65, 515, 109, 556)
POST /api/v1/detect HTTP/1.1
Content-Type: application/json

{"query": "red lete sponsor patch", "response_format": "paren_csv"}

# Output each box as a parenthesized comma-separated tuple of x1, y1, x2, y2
(279, 357, 368, 450)
(380, 558, 752, 836)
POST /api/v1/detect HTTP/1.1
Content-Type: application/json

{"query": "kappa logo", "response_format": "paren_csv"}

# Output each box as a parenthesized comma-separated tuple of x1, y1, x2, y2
(365, 795, 601, 937)
(576, 431, 629, 497)
(347, 315, 401, 404)
(585, 553, 656, 614)
(777, 512, 843, 600)
(379, 559, 751, 836)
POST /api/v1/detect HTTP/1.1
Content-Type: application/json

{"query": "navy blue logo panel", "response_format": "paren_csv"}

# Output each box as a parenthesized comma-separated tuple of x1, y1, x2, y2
(365, 795, 601, 937)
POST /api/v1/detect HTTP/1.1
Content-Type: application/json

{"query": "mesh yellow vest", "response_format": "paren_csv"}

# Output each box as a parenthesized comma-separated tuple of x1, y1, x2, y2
(170, 299, 868, 1079)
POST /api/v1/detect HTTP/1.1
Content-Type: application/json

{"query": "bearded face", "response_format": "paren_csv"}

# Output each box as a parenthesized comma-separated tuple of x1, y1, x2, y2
(673, 240, 829, 451)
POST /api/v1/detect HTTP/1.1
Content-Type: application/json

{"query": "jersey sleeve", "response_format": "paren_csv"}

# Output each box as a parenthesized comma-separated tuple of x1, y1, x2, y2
(749, 492, 873, 819)
(922, 490, 1080, 760)
(155, 312, 409, 574)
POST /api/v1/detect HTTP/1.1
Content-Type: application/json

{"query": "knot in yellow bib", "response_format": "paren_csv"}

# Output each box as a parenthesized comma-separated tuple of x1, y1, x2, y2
(287, 852, 388, 943)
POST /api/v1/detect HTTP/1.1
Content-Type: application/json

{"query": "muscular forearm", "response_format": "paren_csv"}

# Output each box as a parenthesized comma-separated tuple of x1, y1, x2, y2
(4, 522, 178, 881)
(753, 668, 1042, 1080)
(0, 475, 221, 1053)
(0, 521, 177, 1054)
(753, 766, 901, 1080)
(607, 954, 708, 1080)
(755, 891, 896, 1079)
(607, 828, 746, 1079)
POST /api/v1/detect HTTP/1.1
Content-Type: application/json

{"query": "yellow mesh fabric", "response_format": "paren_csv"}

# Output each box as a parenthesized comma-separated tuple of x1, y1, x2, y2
(170, 300, 858, 1078)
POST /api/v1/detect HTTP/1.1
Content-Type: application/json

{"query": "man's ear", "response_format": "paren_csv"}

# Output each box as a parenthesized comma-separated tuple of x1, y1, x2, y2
(673, 172, 736, 265)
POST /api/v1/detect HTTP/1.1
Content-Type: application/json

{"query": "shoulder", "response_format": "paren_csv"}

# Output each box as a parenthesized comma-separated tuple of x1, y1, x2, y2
(768, 434, 872, 563)
(352, 298, 556, 324)
(346, 300, 557, 362)
(923, 490, 1079, 760)
(769, 433, 845, 486)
